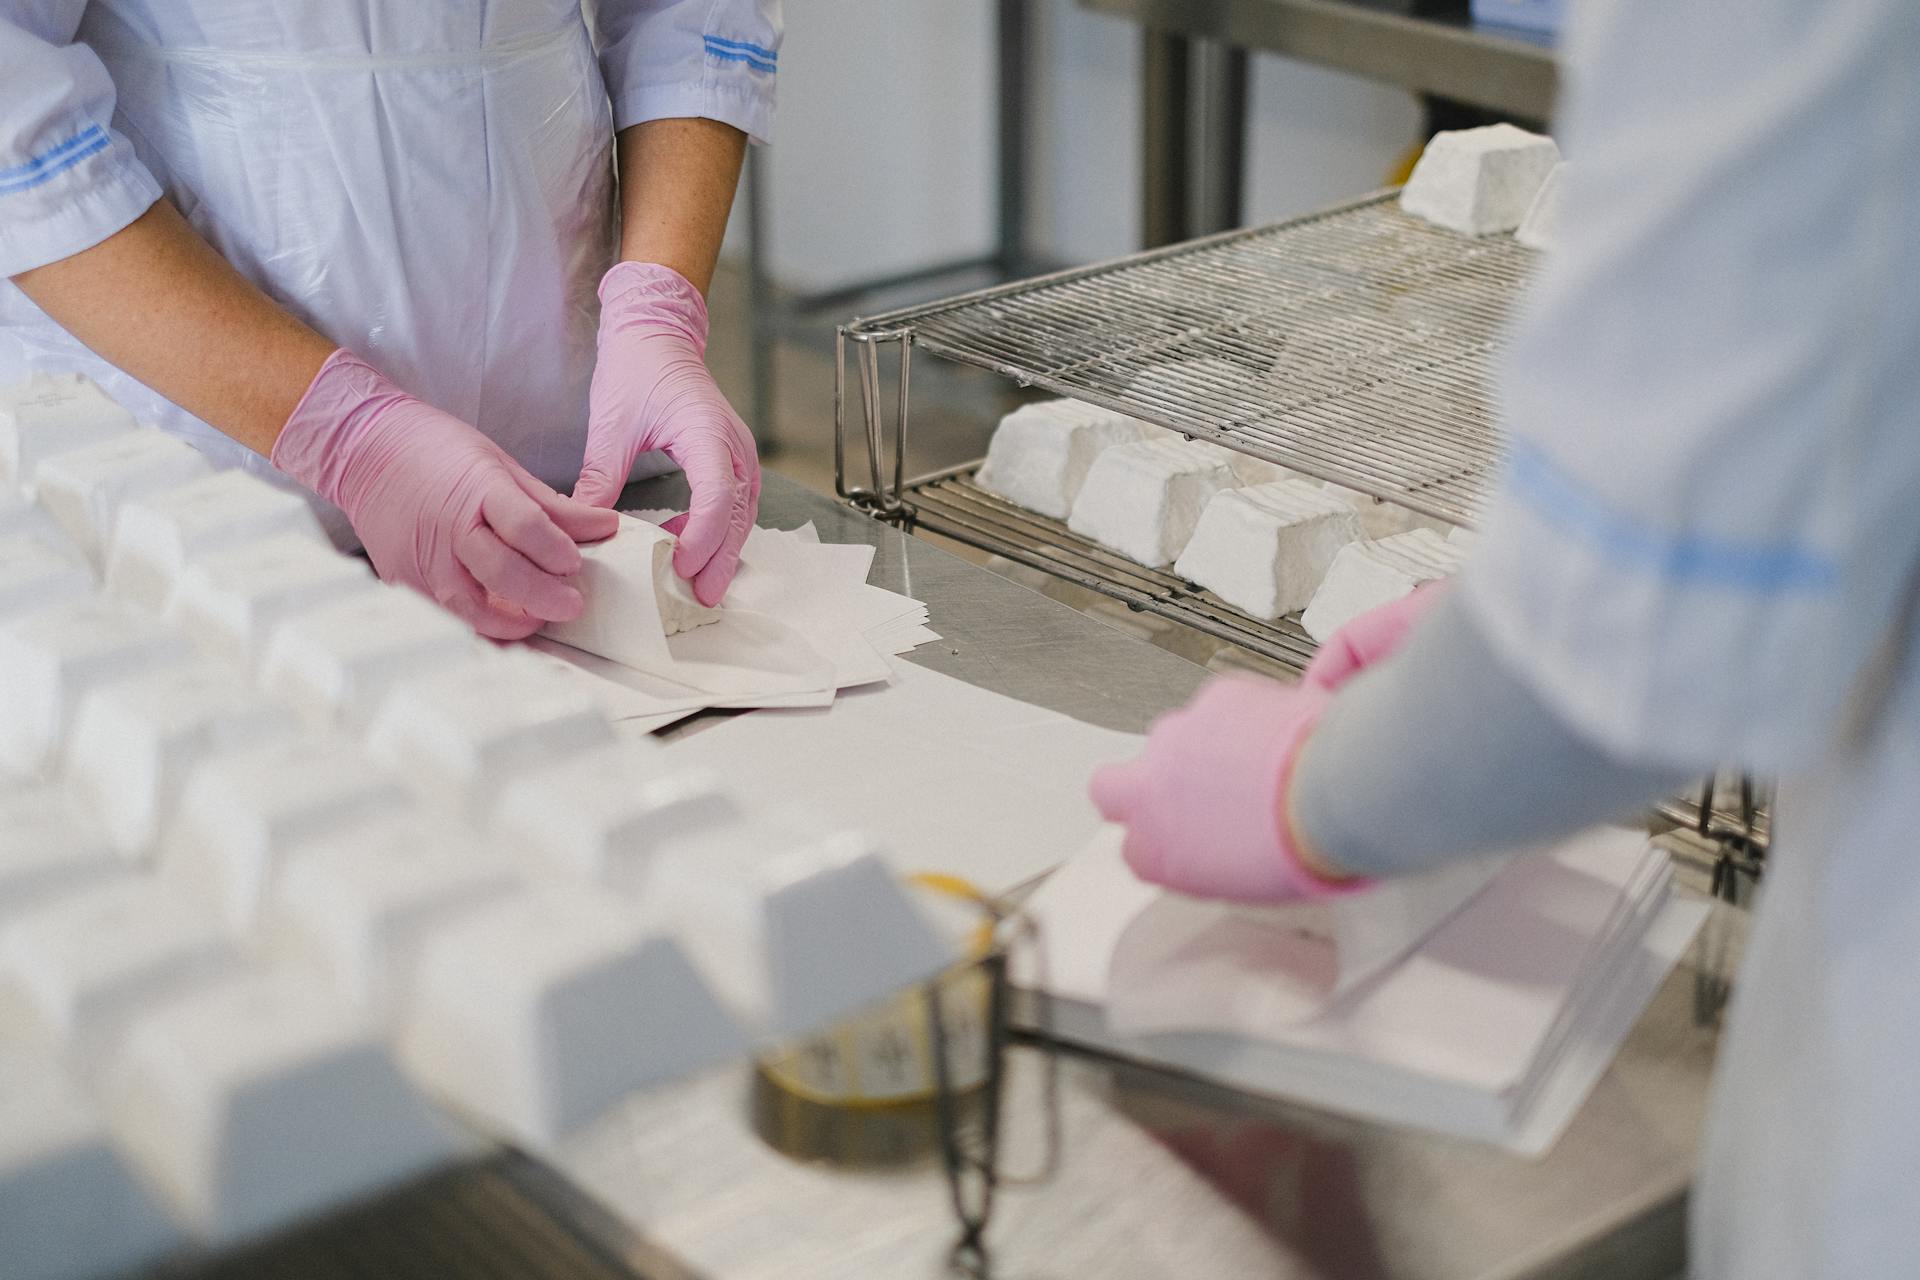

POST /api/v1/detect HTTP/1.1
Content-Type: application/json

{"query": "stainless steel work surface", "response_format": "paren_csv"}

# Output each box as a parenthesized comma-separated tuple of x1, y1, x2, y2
(1080, 0, 1559, 122)
(542, 472, 1735, 1280)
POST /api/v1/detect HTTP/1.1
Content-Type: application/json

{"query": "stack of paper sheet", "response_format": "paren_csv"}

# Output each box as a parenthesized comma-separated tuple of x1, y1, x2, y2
(530, 517, 937, 734)
(1014, 826, 1708, 1155)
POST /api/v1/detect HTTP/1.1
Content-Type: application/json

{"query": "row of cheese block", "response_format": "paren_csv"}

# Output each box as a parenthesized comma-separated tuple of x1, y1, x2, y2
(976, 398, 1469, 635)
(1398, 123, 1565, 247)
(0, 378, 957, 1277)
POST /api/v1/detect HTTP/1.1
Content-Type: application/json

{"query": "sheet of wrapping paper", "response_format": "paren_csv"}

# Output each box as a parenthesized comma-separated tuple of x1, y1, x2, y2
(540, 514, 719, 669)
(531, 518, 933, 720)
(661, 659, 1144, 893)
(1104, 847, 1512, 1032)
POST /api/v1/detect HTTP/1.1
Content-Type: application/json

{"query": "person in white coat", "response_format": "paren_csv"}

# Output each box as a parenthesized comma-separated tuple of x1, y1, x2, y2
(1093, 0, 1920, 1273)
(0, 2, 777, 632)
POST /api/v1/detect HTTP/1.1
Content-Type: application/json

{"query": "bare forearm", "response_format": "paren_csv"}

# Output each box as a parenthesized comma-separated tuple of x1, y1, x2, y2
(615, 118, 747, 297)
(10, 200, 335, 457)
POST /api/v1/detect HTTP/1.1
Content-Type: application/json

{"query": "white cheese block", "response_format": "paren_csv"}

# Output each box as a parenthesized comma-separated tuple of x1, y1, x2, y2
(0, 374, 139, 493)
(103, 970, 461, 1241)
(31, 431, 213, 567)
(1301, 529, 1464, 642)
(975, 399, 1156, 520)
(1399, 124, 1562, 237)
(397, 887, 747, 1147)
(1515, 160, 1566, 251)
(1067, 438, 1240, 567)
(105, 470, 327, 613)
(1321, 481, 1455, 540)
(167, 533, 375, 669)
(0, 532, 91, 624)
(266, 813, 520, 1020)
(0, 1048, 183, 1280)
(538, 514, 718, 670)
(67, 661, 301, 857)
(1174, 480, 1362, 619)
(644, 828, 955, 1039)
(260, 584, 481, 731)
(0, 599, 196, 773)
(495, 741, 728, 888)
(1, 489, 71, 547)
(365, 649, 615, 813)
(1, 879, 239, 1068)
(162, 736, 415, 934)
(0, 786, 126, 924)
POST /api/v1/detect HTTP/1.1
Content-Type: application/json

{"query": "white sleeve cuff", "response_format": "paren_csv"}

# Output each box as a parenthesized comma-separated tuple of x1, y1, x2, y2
(610, 80, 775, 145)
(0, 138, 162, 277)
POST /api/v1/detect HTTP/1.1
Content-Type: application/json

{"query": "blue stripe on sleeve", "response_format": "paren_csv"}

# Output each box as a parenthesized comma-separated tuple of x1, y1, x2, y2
(0, 125, 112, 196)
(702, 36, 776, 73)
(1505, 438, 1838, 593)
(703, 35, 778, 63)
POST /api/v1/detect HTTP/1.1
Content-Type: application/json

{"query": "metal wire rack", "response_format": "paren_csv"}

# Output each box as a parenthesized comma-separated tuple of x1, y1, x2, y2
(837, 189, 1529, 529)
(834, 189, 1770, 854)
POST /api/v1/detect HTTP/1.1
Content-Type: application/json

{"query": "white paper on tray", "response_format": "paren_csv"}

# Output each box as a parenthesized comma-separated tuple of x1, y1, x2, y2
(1105, 848, 1512, 1032)
(661, 658, 1142, 892)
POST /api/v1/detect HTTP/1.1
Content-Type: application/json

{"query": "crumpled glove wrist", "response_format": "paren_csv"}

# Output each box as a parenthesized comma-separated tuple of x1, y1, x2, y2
(1091, 676, 1373, 903)
(273, 349, 616, 639)
(577, 260, 760, 606)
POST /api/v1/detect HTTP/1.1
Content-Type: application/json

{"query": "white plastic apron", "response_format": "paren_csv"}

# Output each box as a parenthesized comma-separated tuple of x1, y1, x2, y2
(0, 2, 622, 539)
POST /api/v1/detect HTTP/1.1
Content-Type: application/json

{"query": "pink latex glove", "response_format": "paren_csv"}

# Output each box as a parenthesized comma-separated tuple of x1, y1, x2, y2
(1090, 676, 1372, 904)
(576, 261, 760, 606)
(273, 350, 617, 640)
(1300, 581, 1449, 693)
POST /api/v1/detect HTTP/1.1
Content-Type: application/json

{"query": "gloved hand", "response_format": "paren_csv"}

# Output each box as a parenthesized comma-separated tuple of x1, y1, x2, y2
(1090, 676, 1372, 903)
(1300, 581, 1448, 693)
(273, 349, 618, 640)
(576, 260, 760, 606)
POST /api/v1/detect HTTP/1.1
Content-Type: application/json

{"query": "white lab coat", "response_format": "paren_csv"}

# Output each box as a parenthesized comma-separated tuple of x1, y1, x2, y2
(1459, 0, 1920, 1271)
(0, 2, 779, 532)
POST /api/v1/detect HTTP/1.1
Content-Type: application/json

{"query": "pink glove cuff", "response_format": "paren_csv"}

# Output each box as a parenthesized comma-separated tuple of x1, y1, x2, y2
(271, 349, 409, 510)
(1093, 678, 1375, 904)
(597, 260, 710, 355)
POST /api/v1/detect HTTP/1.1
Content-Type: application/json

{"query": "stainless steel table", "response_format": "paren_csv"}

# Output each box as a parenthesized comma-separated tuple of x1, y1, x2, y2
(549, 472, 1736, 1280)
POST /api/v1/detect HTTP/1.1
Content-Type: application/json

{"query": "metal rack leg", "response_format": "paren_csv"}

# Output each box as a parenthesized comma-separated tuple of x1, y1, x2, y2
(1141, 29, 1192, 248)
(997, 0, 1032, 278)
(1193, 40, 1249, 235)
(743, 145, 778, 455)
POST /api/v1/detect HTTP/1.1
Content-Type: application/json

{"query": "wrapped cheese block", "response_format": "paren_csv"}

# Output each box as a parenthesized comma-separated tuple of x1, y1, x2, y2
(538, 513, 719, 669)
(260, 584, 480, 732)
(1322, 481, 1455, 540)
(162, 736, 415, 933)
(67, 661, 301, 856)
(106, 470, 327, 613)
(1301, 529, 1465, 641)
(1174, 480, 1362, 618)
(1400, 124, 1561, 237)
(167, 533, 375, 669)
(0, 1048, 182, 1280)
(365, 648, 614, 813)
(0, 532, 91, 623)
(397, 886, 746, 1148)
(0, 786, 126, 923)
(0, 373, 138, 493)
(104, 970, 460, 1241)
(1068, 438, 1240, 567)
(2, 879, 240, 1069)
(0, 599, 195, 773)
(976, 399, 1157, 520)
(32, 432, 212, 567)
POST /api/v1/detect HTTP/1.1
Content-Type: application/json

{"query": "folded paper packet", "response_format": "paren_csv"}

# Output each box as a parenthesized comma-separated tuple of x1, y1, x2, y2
(540, 515, 719, 669)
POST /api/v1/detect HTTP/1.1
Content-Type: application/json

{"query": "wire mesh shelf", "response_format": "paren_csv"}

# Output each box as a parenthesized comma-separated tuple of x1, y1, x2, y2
(837, 190, 1532, 528)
